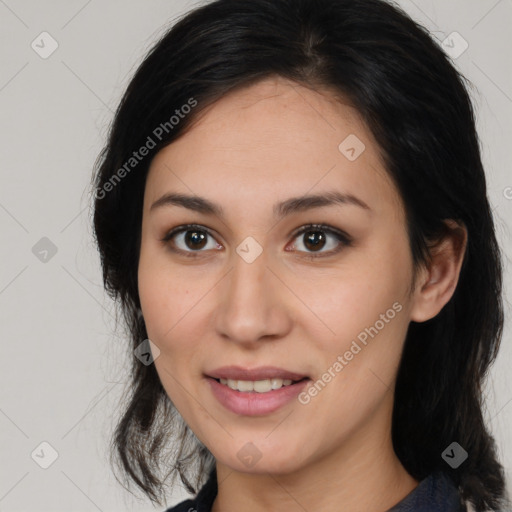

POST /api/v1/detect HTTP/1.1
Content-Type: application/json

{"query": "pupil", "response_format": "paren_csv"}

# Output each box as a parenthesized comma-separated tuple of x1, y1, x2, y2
(304, 231, 325, 251)
(185, 230, 207, 250)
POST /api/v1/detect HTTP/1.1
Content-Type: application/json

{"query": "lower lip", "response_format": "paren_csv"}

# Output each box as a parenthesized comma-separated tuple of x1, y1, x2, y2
(206, 377, 310, 416)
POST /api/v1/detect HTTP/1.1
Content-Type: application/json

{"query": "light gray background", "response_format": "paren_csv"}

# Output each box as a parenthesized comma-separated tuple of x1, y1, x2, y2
(0, 1, 511, 510)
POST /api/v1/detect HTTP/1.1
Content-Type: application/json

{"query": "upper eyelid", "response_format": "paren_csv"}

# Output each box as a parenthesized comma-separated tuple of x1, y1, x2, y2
(162, 223, 219, 242)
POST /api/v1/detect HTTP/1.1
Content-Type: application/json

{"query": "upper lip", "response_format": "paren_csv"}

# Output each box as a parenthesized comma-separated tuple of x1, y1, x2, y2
(207, 366, 308, 381)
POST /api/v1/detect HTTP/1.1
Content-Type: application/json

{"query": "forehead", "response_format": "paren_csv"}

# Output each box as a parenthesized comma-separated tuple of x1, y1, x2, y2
(145, 76, 403, 223)
(174, 76, 373, 160)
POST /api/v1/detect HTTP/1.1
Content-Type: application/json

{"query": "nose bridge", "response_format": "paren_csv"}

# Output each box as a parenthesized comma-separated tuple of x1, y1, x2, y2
(214, 244, 288, 344)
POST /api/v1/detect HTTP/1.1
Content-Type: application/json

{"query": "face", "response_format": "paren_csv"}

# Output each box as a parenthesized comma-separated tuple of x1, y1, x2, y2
(138, 76, 419, 475)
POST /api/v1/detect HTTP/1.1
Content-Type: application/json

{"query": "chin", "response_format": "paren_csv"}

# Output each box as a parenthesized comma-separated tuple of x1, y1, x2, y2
(216, 440, 308, 475)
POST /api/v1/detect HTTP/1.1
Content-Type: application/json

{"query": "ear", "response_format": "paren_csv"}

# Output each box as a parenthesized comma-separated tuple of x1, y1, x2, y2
(410, 219, 468, 323)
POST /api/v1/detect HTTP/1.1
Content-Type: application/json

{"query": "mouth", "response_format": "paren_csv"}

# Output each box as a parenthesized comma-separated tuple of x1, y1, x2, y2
(205, 366, 311, 415)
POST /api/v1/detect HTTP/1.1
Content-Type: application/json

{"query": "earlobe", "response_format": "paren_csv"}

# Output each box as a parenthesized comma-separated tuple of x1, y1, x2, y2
(410, 220, 468, 323)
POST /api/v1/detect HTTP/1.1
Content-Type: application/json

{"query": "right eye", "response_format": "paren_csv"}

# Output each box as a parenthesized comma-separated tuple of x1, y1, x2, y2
(161, 224, 222, 257)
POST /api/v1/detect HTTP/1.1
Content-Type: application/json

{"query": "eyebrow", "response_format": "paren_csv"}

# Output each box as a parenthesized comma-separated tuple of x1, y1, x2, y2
(149, 190, 371, 219)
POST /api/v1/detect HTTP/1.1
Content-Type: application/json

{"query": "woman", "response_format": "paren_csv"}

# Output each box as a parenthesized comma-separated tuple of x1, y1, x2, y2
(91, 0, 509, 510)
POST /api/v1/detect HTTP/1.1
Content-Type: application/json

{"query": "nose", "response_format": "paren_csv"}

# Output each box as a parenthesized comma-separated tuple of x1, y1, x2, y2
(214, 246, 292, 346)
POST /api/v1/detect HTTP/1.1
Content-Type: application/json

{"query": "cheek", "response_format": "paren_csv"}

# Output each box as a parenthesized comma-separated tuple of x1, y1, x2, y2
(138, 239, 191, 336)
(138, 247, 215, 380)
(138, 255, 204, 408)
(296, 237, 412, 366)
(305, 264, 406, 338)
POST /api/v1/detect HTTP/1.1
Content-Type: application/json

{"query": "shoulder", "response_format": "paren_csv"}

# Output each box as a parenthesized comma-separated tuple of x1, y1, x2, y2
(162, 468, 218, 512)
(388, 470, 468, 511)
(162, 498, 199, 512)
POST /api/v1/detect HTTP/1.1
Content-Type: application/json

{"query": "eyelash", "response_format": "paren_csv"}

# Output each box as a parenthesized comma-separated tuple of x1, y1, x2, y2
(160, 223, 353, 260)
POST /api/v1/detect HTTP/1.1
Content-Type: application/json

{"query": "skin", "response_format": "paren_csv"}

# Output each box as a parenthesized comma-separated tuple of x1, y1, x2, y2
(138, 76, 467, 512)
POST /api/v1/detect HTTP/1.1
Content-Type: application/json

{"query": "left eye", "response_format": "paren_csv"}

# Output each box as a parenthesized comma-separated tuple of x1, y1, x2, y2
(289, 224, 351, 257)
(161, 223, 352, 258)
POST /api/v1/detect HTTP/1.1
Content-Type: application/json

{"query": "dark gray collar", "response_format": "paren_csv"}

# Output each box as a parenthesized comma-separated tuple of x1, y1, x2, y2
(165, 469, 465, 512)
(387, 471, 465, 511)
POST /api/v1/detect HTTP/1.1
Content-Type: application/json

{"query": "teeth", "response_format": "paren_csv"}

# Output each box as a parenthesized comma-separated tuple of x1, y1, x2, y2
(254, 380, 272, 392)
(236, 380, 254, 392)
(219, 377, 297, 392)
